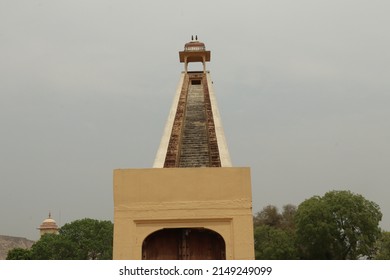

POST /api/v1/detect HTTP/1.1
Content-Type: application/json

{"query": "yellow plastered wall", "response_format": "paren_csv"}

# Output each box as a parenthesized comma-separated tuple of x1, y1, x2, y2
(113, 167, 254, 260)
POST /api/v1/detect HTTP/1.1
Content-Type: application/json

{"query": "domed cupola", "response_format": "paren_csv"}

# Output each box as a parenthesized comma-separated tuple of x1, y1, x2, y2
(179, 35, 211, 73)
(37, 212, 59, 236)
(184, 36, 206, 51)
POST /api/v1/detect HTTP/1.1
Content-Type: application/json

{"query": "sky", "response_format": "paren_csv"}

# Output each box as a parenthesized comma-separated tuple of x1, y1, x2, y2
(1, 0, 389, 241)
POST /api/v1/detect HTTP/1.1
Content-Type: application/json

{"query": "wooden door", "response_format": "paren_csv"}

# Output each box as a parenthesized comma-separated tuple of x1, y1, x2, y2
(186, 228, 225, 260)
(142, 228, 225, 260)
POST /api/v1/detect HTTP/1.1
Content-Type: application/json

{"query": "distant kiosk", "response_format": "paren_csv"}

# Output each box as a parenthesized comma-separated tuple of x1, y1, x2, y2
(113, 37, 254, 260)
(37, 213, 59, 236)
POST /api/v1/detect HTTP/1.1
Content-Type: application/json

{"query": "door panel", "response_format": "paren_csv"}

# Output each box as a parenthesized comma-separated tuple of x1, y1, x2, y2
(142, 229, 181, 260)
(142, 228, 225, 260)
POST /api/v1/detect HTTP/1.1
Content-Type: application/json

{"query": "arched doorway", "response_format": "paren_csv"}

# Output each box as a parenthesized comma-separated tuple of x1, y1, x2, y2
(142, 228, 226, 260)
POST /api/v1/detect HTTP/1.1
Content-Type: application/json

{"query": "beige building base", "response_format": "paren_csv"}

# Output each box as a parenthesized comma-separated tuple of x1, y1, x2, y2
(113, 167, 254, 260)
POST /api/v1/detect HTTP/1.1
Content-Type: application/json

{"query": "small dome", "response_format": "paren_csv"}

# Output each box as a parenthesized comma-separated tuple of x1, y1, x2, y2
(184, 41, 206, 52)
(38, 213, 59, 230)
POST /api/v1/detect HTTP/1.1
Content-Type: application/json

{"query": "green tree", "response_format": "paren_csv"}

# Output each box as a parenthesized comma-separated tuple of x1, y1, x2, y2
(254, 225, 297, 259)
(30, 234, 77, 260)
(59, 218, 113, 260)
(253, 204, 297, 259)
(254, 204, 296, 230)
(375, 231, 390, 260)
(6, 248, 32, 260)
(280, 204, 297, 230)
(254, 205, 282, 228)
(295, 190, 382, 259)
(6, 218, 113, 260)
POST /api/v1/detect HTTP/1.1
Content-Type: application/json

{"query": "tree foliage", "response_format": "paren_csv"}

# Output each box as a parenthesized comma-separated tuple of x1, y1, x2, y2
(254, 225, 297, 259)
(254, 205, 281, 228)
(30, 234, 77, 260)
(6, 218, 113, 260)
(375, 231, 390, 260)
(254, 191, 383, 260)
(295, 190, 382, 259)
(254, 204, 296, 230)
(253, 204, 297, 259)
(280, 204, 297, 230)
(60, 218, 113, 260)
(6, 248, 31, 260)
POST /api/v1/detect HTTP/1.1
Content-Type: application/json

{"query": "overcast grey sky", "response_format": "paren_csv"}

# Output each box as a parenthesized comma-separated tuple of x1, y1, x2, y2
(1, 0, 389, 240)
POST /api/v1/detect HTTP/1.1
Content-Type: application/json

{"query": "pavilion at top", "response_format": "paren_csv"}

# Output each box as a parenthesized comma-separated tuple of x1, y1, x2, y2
(179, 36, 211, 73)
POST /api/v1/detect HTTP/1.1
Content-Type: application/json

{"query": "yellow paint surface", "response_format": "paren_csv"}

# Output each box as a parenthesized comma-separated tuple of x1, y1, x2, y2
(113, 167, 254, 260)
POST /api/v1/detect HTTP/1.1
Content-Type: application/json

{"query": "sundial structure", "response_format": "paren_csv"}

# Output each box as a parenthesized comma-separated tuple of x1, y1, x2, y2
(113, 38, 254, 260)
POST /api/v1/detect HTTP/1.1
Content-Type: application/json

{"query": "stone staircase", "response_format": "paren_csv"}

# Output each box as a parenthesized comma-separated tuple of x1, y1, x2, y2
(178, 84, 210, 167)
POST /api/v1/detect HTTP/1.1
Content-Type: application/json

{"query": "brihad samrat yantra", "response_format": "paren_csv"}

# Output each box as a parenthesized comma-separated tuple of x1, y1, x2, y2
(113, 37, 254, 260)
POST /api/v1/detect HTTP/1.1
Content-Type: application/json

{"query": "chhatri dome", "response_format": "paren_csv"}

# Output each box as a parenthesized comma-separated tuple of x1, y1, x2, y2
(184, 36, 206, 51)
(37, 212, 59, 236)
(179, 35, 210, 73)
